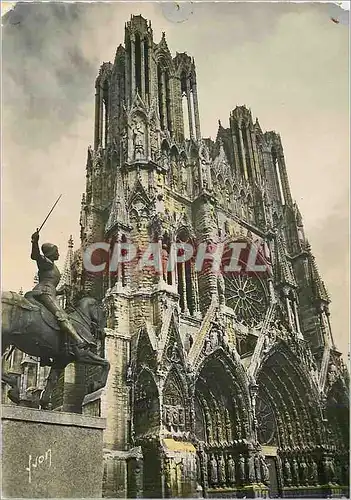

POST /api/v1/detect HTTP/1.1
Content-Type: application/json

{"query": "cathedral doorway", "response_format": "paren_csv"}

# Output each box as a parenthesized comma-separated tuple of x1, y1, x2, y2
(193, 351, 254, 496)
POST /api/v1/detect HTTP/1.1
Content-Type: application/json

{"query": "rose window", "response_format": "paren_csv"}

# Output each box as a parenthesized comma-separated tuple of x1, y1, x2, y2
(224, 274, 267, 326)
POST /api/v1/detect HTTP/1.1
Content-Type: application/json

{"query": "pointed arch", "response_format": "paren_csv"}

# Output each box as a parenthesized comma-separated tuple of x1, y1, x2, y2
(256, 342, 321, 451)
(162, 366, 188, 433)
(194, 349, 252, 448)
(134, 368, 160, 439)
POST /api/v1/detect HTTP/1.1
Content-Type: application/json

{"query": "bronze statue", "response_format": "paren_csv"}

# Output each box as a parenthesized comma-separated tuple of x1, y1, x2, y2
(30, 230, 95, 352)
(2, 230, 110, 409)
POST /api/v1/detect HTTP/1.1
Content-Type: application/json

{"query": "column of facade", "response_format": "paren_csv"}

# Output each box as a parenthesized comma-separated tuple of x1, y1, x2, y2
(192, 81, 201, 141)
(245, 126, 255, 181)
(170, 240, 177, 287)
(181, 262, 189, 314)
(130, 36, 136, 98)
(250, 129, 261, 183)
(285, 295, 294, 330)
(162, 70, 168, 131)
(124, 45, 130, 104)
(277, 150, 293, 206)
(94, 87, 101, 149)
(231, 129, 241, 178)
(293, 300, 303, 339)
(186, 79, 194, 140)
(325, 309, 336, 348)
(147, 39, 152, 105)
(99, 83, 104, 146)
(238, 124, 248, 180)
(190, 264, 200, 316)
(140, 38, 145, 98)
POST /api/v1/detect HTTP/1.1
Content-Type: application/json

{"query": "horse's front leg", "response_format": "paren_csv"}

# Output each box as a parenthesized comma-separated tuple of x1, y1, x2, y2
(40, 366, 64, 410)
(76, 349, 110, 393)
(2, 371, 20, 404)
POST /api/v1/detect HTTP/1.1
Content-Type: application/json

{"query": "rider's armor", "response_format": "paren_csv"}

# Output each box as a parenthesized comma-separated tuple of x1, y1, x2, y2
(31, 237, 89, 349)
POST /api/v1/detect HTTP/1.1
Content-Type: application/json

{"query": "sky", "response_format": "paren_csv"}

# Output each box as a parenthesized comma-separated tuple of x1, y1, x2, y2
(2, 2, 349, 357)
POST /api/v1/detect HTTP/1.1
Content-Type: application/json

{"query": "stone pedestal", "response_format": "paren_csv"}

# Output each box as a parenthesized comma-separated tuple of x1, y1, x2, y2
(1, 405, 106, 498)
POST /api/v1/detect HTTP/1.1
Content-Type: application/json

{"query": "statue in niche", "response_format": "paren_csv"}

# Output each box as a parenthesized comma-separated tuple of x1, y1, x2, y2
(204, 337, 212, 355)
(284, 459, 292, 485)
(309, 459, 318, 485)
(291, 458, 299, 485)
(218, 454, 226, 484)
(150, 127, 158, 160)
(248, 456, 256, 483)
(209, 455, 218, 485)
(171, 157, 179, 190)
(227, 455, 236, 485)
(254, 456, 261, 483)
(133, 121, 145, 159)
(238, 455, 246, 483)
(161, 244, 169, 282)
(299, 457, 308, 485)
(121, 129, 128, 160)
(201, 160, 209, 189)
(209, 329, 219, 350)
(180, 158, 188, 193)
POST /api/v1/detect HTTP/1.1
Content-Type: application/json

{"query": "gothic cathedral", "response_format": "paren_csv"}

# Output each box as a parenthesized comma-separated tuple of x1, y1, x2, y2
(7, 15, 349, 499)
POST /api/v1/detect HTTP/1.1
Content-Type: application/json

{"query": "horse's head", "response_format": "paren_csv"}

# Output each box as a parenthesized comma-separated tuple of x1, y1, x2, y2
(76, 297, 106, 341)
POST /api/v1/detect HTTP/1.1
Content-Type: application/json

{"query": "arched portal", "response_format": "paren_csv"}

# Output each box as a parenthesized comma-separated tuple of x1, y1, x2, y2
(256, 345, 324, 496)
(194, 351, 258, 495)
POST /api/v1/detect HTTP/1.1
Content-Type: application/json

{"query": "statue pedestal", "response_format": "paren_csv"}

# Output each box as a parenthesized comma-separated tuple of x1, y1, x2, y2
(1, 405, 106, 498)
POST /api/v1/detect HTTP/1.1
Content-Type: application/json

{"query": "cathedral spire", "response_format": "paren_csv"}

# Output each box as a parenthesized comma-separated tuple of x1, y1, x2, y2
(58, 235, 74, 290)
(105, 171, 130, 233)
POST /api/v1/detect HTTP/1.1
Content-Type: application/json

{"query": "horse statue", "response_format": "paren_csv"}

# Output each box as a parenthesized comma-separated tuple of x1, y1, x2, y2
(2, 291, 110, 409)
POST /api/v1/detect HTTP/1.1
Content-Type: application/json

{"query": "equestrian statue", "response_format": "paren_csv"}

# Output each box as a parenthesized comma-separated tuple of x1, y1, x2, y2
(2, 200, 110, 409)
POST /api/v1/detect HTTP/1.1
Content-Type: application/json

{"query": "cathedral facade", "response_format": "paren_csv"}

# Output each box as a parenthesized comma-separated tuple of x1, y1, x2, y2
(4, 15, 349, 498)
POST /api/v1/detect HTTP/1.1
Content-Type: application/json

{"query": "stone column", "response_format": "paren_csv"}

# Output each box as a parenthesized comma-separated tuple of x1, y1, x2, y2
(192, 81, 201, 141)
(161, 70, 168, 130)
(277, 149, 293, 206)
(293, 300, 303, 339)
(250, 129, 261, 183)
(238, 124, 248, 180)
(125, 42, 130, 104)
(140, 38, 145, 98)
(181, 262, 189, 314)
(186, 79, 194, 140)
(284, 294, 294, 330)
(245, 126, 255, 180)
(131, 36, 136, 98)
(99, 84, 104, 146)
(94, 86, 101, 149)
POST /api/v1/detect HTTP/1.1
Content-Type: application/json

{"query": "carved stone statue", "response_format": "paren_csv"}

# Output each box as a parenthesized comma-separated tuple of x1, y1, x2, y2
(291, 458, 299, 485)
(226, 455, 236, 485)
(299, 457, 308, 485)
(238, 454, 246, 483)
(133, 121, 145, 158)
(309, 459, 318, 485)
(254, 456, 261, 483)
(248, 455, 256, 483)
(209, 454, 218, 485)
(218, 454, 226, 485)
(284, 459, 292, 485)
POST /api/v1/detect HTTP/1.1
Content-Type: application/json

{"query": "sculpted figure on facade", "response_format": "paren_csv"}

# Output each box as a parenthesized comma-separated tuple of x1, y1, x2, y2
(133, 120, 145, 159)
(209, 454, 218, 486)
(226, 455, 236, 485)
